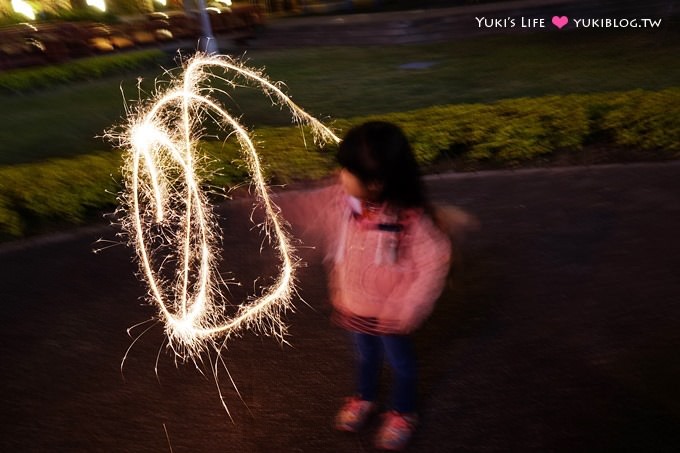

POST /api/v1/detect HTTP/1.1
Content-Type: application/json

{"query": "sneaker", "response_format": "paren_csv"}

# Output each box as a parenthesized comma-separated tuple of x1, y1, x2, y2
(334, 396, 377, 432)
(374, 411, 418, 451)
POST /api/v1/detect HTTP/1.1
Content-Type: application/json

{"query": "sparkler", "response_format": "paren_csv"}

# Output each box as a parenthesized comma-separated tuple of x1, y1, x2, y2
(116, 54, 340, 362)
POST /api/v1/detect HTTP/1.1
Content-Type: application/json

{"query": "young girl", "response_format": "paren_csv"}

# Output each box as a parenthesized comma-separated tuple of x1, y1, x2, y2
(279, 121, 462, 451)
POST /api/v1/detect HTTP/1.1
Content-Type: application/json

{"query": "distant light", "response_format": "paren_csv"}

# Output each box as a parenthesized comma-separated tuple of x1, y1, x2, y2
(155, 0, 167, 6)
(86, 0, 107, 12)
(216, 0, 233, 6)
(12, 0, 35, 20)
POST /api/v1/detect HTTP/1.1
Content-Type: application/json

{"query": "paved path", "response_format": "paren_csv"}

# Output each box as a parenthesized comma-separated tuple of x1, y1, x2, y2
(1, 162, 680, 452)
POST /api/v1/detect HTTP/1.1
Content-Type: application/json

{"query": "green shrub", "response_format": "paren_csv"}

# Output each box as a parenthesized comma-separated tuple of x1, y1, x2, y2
(469, 96, 588, 163)
(0, 12, 29, 26)
(0, 49, 169, 93)
(344, 95, 590, 166)
(41, 7, 120, 23)
(348, 88, 677, 166)
(0, 194, 22, 237)
(371, 105, 482, 164)
(200, 126, 338, 186)
(109, 0, 153, 15)
(601, 88, 680, 153)
(0, 152, 121, 236)
(0, 87, 677, 240)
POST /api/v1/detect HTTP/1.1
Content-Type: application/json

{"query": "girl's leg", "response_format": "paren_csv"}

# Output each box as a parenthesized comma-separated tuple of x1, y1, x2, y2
(352, 332, 383, 402)
(381, 335, 417, 413)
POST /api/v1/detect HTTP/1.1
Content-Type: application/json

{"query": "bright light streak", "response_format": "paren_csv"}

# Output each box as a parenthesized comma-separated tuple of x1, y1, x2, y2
(115, 54, 340, 362)
(12, 0, 35, 20)
(86, 0, 106, 12)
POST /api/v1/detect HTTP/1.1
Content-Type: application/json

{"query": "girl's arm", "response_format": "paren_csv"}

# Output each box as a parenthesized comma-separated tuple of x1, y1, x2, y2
(272, 183, 344, 253)
(395, 216, 453, 334)
(396, 205, 478, 333)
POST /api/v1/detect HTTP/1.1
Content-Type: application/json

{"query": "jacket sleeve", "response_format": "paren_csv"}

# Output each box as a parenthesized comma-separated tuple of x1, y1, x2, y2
(432, 204, 480, 248)
(272, 184, 343, 254)
(395, 216, 452, 333)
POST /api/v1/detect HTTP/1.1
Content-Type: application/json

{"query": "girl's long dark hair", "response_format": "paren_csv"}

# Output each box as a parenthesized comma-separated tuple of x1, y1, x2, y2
(337, 121, 427, 210)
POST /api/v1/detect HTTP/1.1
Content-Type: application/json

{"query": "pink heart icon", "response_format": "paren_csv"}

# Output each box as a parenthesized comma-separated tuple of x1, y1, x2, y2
(552, 16, 569, 29)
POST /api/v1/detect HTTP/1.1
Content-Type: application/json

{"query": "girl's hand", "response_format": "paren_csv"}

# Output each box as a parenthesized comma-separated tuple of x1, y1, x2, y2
(432, 205, 480, 244)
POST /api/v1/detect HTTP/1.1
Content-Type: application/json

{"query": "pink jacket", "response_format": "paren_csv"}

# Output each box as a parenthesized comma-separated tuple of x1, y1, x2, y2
(278, 184, 451, 335)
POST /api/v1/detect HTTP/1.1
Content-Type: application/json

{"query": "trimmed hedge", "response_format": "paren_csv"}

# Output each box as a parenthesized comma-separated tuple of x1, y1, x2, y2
(0, 87, 678, 239)
(0, 49, 169, 93)
(363, 95, 590, 165)
(600, 90, 680, 152)
(0, 152, 122, 237)
(366, 89, 678, 165)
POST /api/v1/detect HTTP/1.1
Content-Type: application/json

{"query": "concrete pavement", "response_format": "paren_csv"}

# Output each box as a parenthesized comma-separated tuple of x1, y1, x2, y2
(1, 162, 679, 452)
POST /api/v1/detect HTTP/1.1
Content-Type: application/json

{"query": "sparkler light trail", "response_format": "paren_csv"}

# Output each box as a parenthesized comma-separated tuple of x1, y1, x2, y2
(115, 54, 340, 361)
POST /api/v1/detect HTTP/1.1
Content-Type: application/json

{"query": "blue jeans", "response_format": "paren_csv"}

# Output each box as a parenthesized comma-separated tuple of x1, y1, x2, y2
(351, 332, 417, 413)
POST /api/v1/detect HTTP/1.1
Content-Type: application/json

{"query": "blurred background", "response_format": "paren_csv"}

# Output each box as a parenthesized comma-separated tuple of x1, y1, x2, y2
(0, 0, 677, 236)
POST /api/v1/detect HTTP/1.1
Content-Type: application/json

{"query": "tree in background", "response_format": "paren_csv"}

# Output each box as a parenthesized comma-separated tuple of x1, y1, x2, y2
(1, 0, 72, 19)
(0, 0, 159, 19)
(0, 0, 11, 17)
(108, 0, 153, 14)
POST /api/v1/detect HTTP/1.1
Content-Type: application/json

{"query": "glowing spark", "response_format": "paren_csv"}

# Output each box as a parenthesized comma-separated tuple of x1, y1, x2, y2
(116, 54, 339, 361)
(86, 0, 107, 12)
(12, 0, 35, 20)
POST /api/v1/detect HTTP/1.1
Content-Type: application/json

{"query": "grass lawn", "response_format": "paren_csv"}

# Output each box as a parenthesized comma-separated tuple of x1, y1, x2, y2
(0, 27, 678, 165)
